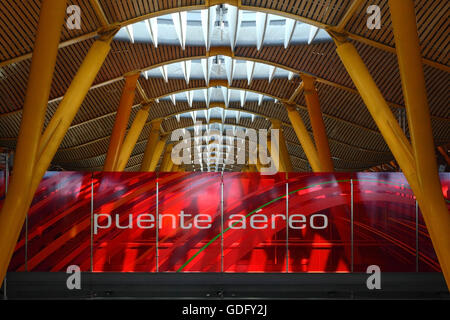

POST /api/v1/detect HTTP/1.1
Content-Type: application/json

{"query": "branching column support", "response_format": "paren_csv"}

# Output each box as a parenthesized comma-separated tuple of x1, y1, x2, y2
(31, 34, 116, 201)
(331, 15, 450, 286)
(0, 0, 67, 284)
(140, 119, 163, 171)
(104, 73, 140, 171)
(284, 103, 322, 172)
(114, 103, 152, 171)
(301, 75, 334, 172)
(389, 0, 450, 287)
(270, 119, 293, 172)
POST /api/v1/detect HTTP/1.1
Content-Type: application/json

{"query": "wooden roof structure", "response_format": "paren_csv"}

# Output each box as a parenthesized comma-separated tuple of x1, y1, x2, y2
(0, 0, 448, 172)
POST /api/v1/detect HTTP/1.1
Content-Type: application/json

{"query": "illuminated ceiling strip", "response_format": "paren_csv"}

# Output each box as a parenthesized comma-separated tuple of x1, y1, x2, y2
(181, 60, 192, 84)
(170, 94, 176, 105)
(159, 65, 168, 82)
(221, 87, 230, 107)
(201, 58, 212, 85)
(227, 4, 241, 51)
(268, 65, 276, 83)
(171, 12, 187, 50)
(240, 91, 247, 107)
(258, 94, 263, 106)
(186, 91, 194, 107)
(125, 24, 134, 43)
(246, 61, 255, 85)
(224, 56, 235, 85)
(308, 25, 320, 45)
(255, 12, 269, 50)
(284, 18, 296, 49)
(200, 7, 216, 51)
(144, 18, 158, 47)
(288, 71, 294, 81)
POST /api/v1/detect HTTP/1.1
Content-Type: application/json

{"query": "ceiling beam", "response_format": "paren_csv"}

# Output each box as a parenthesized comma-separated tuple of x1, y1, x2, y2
(5, 51, 446, 121)
(56, 100, 390, 155)
(0, 2, 448, 72)
(334, 0, 366, 33)
(89, 0, 109, 27)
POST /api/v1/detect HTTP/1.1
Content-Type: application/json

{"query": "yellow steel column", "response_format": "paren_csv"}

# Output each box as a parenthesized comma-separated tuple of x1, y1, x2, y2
(283, 103, 322, 172)
(301, 75, 334, 172)
(0, 0, 67, 284)
(171, 164, 180, 172)
(29, 33, 116, 211)
(103, 73, 140, 171)
(270, 119, 293, 172)
(160, 144, 174, 172)
(333, 38, 450, 287)
(38, 34, 116, 161)
(140, 119, 163, 171)
(389, 0, 450, 285)
(148, 135, 168, 172)
(333, 40, 419, 188)
(114, 104, 151, 171)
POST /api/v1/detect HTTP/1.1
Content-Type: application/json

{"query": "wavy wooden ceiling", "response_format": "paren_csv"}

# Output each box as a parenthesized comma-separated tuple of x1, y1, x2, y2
(0, 0, 448, 172)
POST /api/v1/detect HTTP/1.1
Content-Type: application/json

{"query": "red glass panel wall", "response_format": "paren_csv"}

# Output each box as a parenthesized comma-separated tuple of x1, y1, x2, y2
(93, 172, 157, 272)
(287, 173, 352, 272)
(5, 171, 446, 273)
(353, 173, 417, 272)
(158, 172, 221, 272)
(223, 172, 287, 272)
(25, 172, 92, 271)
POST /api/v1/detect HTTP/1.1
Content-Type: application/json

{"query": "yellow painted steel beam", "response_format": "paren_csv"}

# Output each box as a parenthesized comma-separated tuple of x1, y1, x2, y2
(140, 119, 163, 171)
(301, 75, 334, 172)
(103, 73, 140, 171)
(160, 144, 174, 172)
(114, 104, 151, 171)
(333, 40, 418, 185)
(89, 0, 109, 27)
(284, 103, 322, 172)
(334, 0, 365, 33)
(0, 0, 67, 284)
(28, 35, 115, 211)
(38, 33, 117, 163)
(287, 82, 304, 104)
(271, 119, 293, 172)
(136, 80, 150, 102)
(389, 0, 450, 287)
(149, 135, 168, 172)
(331, 38, 450, 286)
